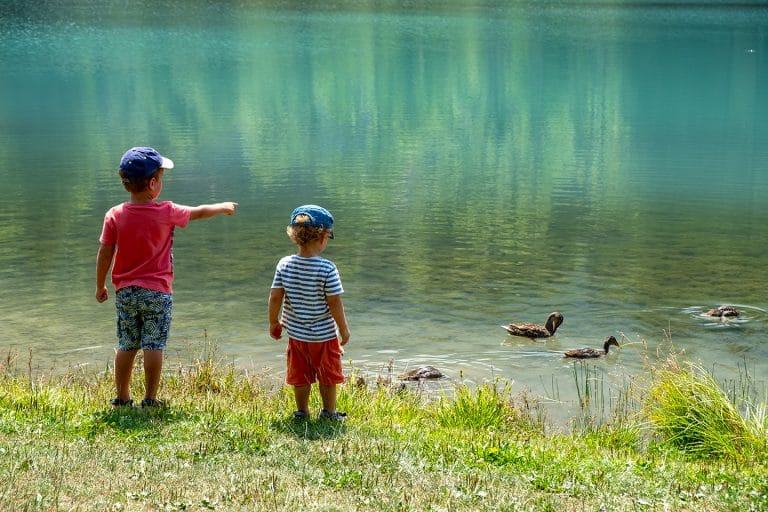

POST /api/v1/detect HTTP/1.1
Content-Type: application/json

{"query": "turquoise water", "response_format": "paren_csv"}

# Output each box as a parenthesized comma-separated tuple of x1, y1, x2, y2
(1, 1, 767, 414)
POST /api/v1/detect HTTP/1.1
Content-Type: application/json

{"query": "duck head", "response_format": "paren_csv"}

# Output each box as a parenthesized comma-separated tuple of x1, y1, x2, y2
(545, 312, 564, 334)
(603, 336, 620, 353)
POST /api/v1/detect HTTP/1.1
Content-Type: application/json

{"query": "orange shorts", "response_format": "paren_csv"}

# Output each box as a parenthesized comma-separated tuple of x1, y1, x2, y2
(286, 337, 344, 386)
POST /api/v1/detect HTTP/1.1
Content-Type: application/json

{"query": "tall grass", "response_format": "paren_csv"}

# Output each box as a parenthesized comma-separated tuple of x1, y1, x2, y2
(644, 357, 768, 461)
(570, 361, 637, 427)
(567, 361, 643, 454)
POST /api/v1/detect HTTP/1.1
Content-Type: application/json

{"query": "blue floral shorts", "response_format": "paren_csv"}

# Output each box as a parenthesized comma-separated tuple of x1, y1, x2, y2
(115, 286, 173, 351)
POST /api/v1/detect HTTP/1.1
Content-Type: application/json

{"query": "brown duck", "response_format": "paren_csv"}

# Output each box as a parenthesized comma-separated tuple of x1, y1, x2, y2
(704, 305, 739, 317)
(502, 312, 564, 339)
(564, 336, 620, 358)
(398, 365, 444, 381)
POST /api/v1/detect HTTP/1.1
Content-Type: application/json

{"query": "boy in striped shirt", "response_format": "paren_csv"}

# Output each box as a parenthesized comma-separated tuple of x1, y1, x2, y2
(268, 205, 351, 421)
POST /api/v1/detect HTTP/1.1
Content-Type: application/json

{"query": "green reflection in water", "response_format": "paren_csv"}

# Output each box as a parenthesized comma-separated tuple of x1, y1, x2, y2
(1, 2, 767, 416)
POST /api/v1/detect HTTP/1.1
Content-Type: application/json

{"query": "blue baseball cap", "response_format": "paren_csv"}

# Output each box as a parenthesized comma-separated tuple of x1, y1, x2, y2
(291, 204, 334, 237)
(119, 147, 174, 179)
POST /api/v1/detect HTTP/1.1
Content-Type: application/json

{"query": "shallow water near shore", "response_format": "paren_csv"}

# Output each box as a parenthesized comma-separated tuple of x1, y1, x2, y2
(1, 1, 767, 421)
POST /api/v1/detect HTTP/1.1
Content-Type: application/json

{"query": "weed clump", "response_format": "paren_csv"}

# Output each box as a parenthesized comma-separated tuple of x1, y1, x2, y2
(644, 358, 768, 461)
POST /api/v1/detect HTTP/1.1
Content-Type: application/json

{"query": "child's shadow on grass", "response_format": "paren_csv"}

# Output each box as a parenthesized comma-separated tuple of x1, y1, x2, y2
(94, 405, 189, 433)
(272, 416, 347, 440)
(95, 406, 346, 441)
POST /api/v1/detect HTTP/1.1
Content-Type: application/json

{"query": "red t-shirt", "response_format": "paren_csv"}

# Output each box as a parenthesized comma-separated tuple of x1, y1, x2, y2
(99, 201, 192, 294)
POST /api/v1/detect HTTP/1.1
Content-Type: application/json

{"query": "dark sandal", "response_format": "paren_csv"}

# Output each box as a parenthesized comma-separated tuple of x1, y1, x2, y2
(110, 398, 133, 407)
(140, 398, 164, 408)
(318, 409, 347, 422)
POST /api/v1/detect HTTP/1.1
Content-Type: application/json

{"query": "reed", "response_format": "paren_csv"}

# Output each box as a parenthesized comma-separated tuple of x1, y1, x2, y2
(568, 361, 643, 454)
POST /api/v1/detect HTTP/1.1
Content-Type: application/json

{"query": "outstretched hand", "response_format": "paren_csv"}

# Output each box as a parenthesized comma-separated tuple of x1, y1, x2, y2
(222, 202, 238, 215)
(189, 202, 239, 221)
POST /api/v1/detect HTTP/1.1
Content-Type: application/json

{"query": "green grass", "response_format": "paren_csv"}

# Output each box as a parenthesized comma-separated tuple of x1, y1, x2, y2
(644, 357, 768, 460)
(1, 345, 767, 511)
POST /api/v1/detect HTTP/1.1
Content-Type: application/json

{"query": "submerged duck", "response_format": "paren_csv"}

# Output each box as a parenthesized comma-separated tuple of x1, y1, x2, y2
(398, 365, 444, 381)
(704, 305, 739, 317)
(502, 312, 564, 339)
(564, 336, 620, 359)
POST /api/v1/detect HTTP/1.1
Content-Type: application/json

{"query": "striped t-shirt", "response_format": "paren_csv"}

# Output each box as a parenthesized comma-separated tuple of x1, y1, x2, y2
(271, 254, 344, 342)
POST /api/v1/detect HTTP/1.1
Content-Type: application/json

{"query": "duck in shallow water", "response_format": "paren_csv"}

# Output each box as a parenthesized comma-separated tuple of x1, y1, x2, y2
(398, 365, 444, 381)
(564, 336, 620, 359)
(704, 305, 739, 317)
(502, 312, 564, 339)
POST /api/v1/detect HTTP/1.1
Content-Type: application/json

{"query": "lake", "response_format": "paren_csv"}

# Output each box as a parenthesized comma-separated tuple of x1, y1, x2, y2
(2, 0, 767, 418)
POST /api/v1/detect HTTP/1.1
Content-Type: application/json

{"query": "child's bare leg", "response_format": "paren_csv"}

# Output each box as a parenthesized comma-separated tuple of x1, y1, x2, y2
(142, 349, 163, 400)
(293, 384, 311, 414)
(114, 349, 138, 401)
(319, 383, 337, 412)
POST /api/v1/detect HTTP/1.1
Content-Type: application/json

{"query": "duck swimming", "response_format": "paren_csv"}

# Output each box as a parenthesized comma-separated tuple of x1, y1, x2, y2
(564, 336, 620, 359)
(704, 305, 739, 317)
(398, 365, 444, 381)
(502, 312, 564, 339)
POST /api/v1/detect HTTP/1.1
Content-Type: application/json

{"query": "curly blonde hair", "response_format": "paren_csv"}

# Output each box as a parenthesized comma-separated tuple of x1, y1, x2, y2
(287, 214, 329, 245)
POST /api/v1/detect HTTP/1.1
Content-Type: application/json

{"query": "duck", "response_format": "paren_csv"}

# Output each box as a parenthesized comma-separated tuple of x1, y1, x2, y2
(502, 312, 564, 339)
(564, 336, 620, 359)
(398, 365, 444, 381)
(704, 305, 739, 318)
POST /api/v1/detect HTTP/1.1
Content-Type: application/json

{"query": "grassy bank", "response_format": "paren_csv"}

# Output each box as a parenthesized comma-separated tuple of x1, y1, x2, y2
(1, 347, 767, 511)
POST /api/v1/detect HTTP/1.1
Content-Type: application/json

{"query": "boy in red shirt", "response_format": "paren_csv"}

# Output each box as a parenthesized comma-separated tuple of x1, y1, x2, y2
(96, 146, 237, 408)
